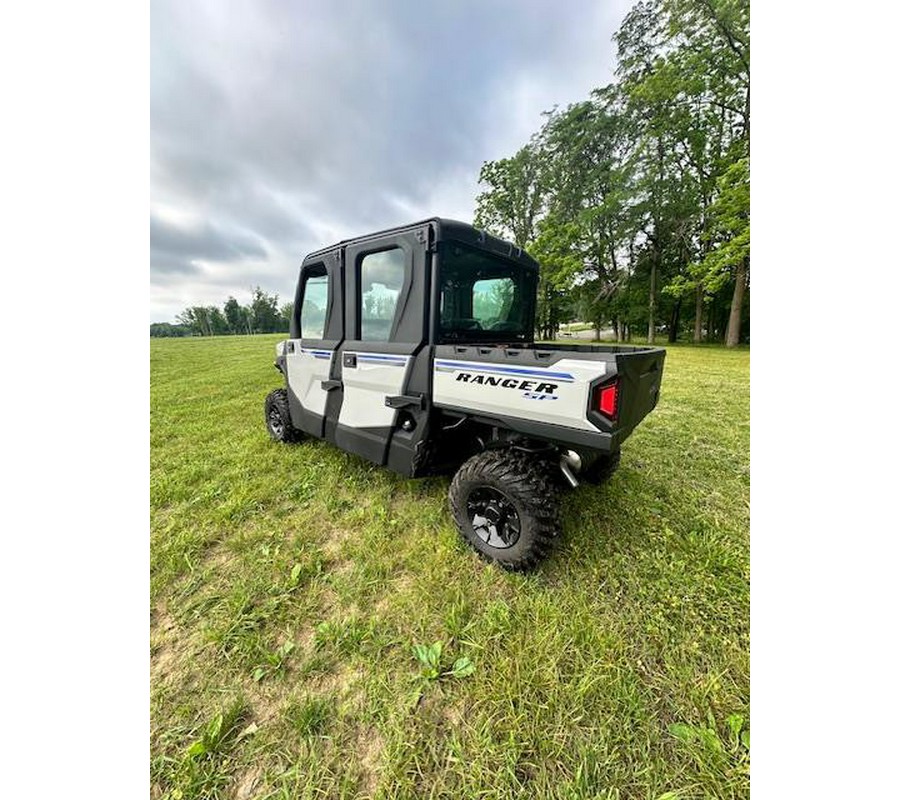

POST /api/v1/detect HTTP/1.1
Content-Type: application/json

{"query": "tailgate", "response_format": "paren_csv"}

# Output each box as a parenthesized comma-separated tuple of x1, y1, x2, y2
(613, 348, 665, 436)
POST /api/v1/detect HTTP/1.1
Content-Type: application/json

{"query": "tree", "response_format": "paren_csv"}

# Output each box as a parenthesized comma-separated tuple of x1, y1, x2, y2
(150, 322, 191, 337)
(279, 301, 294, 334)
(250, 287, 280, 334)
(174, 305, 230, 336)
(169, 290, 297, 338)
(474, 141, 546, 248)
(534, 88, 639, 341)
(176, 306, 212, 336)
(612, 0, 749, 342)
(175, 307, 196, 333)
(224, 296, 243, 334)
(693, 156, 749, 345)
(475, 139, 573, 339)
(208, 306, 229, 336)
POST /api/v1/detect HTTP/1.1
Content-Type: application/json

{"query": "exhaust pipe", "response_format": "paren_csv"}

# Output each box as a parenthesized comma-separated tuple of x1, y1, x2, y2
(559, 450, 582, 489)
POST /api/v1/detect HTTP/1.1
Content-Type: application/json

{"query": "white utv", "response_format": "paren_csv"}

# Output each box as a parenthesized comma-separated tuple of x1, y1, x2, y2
(265, 218, 665, 570)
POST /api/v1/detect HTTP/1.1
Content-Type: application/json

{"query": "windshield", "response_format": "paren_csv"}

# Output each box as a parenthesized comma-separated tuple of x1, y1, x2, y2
(438, 243, 536, 343)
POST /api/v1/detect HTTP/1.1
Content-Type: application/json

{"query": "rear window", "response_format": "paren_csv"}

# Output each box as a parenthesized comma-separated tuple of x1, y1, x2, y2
(438, 244, 536, 343)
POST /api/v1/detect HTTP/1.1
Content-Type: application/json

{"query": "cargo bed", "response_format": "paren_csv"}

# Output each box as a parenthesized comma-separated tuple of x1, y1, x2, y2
(431, 342, 666, 454)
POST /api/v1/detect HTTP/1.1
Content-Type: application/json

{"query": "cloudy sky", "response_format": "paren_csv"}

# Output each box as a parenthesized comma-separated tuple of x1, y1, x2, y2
(150, 0, 633, 323)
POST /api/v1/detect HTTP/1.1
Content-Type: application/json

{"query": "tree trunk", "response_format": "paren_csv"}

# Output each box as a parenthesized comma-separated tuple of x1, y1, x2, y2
(613, 318, 620, 342)
(668, 298, 681, 344)
(693, 286, 703, 343)
(647, 259, 657, 344)
(725, 257, 748, 347)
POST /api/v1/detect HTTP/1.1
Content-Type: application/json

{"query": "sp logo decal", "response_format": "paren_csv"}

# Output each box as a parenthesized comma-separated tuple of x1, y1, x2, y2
(522, 392, 558, 401)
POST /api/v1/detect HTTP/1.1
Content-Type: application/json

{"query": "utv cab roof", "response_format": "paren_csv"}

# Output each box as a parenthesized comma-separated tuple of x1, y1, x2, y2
(302, 217, 540, 270)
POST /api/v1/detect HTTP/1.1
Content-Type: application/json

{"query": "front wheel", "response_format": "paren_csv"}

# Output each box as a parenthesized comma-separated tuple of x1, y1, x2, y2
(449, 449, 560, 571)
(265, 388, 303, 443)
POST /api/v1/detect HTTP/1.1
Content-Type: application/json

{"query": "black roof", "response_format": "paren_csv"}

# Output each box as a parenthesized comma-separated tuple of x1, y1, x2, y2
(303, 217, 539, 269)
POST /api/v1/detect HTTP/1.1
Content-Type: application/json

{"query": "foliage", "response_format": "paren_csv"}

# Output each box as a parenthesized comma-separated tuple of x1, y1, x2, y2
(224, 296, 250, 335)
(156, 288, 291, 337)
(474, 0, 750, 344)
(279, 301, 294, 332)
(150, 322, 192, 338)
(152, 699, 249, 800)
(693, 156, 750, 294)
(474, 142, 546, 248)
(250, 286, 282, 334)
(668, 709, 750, 783)
(411, 640, 476, 682)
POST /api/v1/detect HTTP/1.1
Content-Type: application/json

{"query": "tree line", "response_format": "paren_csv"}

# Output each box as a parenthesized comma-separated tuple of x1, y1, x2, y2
(474, 0, 749, 345)
(150, 287, 294, 337)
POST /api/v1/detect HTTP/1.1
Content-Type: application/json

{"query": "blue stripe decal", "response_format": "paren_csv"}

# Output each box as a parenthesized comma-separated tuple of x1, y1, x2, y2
(301, 348, 332, 360)
(434, 359, 575, 382)
(356, 353, 408, 366)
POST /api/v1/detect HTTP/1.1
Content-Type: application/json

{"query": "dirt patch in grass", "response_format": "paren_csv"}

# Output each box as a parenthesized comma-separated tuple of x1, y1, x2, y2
(441, 699, 468, 727)
(150, 604, 203, 688)
(231, 766, 263, 800)
(294, 623, 317, 652)
(373, 573, 415, 614)
(150, 641, 178, 685)
(355, 725, 385, 797)
(240, 678, 293, 726)
(204, 543, 237, 572)
(233, 635, 365, 732)
(321, 528, 350, 560)
(310, 661, 362, 702)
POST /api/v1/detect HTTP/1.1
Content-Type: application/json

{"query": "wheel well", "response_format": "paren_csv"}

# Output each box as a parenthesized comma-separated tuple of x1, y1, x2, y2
(427, 410, 560, 474)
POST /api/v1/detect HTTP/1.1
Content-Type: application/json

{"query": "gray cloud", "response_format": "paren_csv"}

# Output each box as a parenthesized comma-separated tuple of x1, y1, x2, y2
(150, 214, 267, 278)
(151, 0, 632, 321)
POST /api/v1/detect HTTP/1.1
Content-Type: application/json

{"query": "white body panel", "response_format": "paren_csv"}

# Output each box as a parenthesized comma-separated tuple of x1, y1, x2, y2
(338, 352, 411, 429)
(285, 341, 333, 417)
(432, 357, 607, 432)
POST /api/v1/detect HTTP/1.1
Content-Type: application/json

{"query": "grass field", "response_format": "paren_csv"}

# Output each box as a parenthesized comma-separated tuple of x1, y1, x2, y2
(150, 335, 749, 800)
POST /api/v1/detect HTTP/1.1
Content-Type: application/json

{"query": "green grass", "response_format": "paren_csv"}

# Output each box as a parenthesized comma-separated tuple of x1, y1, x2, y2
(151, 334, 749, 800)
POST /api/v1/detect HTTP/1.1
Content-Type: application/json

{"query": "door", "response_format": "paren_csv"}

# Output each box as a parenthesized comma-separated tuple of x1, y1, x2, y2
(284, 251, 344, 438)
(330, 231, 429, 466)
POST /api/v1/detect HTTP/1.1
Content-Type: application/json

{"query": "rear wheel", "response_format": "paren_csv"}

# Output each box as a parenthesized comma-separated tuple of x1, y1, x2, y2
(449, 449, 560, 571)
(265, 388, 303, 443)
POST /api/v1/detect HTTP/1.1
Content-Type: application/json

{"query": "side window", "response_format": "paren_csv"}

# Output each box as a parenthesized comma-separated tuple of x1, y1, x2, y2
(359, 249, 405, 341)
(299, 267, 329, 339)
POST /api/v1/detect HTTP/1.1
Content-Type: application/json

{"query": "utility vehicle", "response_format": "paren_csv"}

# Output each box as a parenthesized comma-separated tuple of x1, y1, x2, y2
(265, 218, 665, 570)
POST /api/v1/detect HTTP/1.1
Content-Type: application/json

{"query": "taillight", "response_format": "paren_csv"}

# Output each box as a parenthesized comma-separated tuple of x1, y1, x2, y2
(595, 379, 619, 420)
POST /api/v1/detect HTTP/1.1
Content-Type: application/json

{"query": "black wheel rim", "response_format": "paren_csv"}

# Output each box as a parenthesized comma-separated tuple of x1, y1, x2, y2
(466, 487, 521, 549)
(268, 406, 285, 437)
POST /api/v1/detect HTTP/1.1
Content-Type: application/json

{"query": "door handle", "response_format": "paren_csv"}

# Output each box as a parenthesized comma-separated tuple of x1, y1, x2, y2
(321, 380, 342, 391)
(385, 394, 425, 410)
